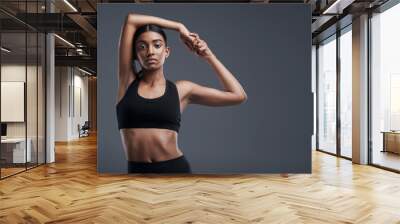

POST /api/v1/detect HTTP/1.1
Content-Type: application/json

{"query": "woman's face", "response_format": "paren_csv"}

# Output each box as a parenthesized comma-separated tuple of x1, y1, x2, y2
(135, 31, 170, 71)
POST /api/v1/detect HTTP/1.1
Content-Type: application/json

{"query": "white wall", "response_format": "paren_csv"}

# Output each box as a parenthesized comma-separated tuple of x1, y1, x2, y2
(55, 66, 89, 141)
(55, 66, 69, 141)
(70, 71, 89, 138)
(1, 64, 39, 137)
(1, 65, 26, 133)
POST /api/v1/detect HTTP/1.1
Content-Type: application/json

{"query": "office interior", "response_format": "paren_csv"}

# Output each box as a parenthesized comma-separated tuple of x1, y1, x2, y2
(0, 0, 399, 222)
(0, 0, 97, 179)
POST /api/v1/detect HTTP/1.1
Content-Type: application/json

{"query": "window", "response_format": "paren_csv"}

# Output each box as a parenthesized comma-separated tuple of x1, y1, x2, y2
(339, 27, 352, 158)
(370, 2, 400, 171)
(318, 35, 337, 154)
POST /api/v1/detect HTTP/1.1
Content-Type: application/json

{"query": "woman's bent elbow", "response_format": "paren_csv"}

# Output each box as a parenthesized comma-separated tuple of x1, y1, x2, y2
(233, 94, 247, 105)
(126, 13, 137, 24)
(240, 91, 248, 103)
(240, 95, 248, 104)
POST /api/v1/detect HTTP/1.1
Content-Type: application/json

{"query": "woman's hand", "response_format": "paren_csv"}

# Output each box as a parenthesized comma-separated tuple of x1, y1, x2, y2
(189, 33, 214, 60)
(178, 24, 195, 51)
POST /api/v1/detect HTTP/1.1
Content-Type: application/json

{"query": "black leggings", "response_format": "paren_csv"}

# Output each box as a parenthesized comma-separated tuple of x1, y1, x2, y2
(128, 155, 191, 174)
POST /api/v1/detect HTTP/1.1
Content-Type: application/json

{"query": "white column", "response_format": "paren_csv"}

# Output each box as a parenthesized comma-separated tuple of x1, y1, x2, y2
(352, 14, 369, 164)
(46, 1, 55, 163)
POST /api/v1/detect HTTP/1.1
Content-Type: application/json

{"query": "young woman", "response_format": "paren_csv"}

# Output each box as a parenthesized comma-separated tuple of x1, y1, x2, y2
(116, 13, 247, 173)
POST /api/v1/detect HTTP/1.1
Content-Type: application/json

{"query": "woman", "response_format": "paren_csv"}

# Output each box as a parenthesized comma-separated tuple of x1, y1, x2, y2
(116, 13, 247, 174)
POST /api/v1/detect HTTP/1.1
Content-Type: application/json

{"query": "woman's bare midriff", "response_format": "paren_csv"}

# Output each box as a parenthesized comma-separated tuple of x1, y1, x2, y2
(120, 128, 183, 162)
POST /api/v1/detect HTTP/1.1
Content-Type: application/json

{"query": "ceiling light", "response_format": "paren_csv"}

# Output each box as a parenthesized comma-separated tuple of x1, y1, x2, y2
(323, 0, 341, 14)
(1, 47, 11, 53)
(322, 0, 354, 14)
(63, 0, 78, 12)
(54, 34, 75, 48)
(77, 67, 92, 76)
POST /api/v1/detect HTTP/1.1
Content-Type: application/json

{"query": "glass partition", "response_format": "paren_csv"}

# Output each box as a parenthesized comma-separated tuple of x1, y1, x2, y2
(0, 1, 46, 179)
(317, 35, 337, 154)
(1, 31, 28, 177)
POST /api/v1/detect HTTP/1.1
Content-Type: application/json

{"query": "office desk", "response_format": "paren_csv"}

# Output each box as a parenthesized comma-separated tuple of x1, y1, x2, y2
(1, 138, 31, 163)
(381, 131, 400, 154)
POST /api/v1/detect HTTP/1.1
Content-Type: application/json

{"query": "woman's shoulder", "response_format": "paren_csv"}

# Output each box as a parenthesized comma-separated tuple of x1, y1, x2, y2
(174, 80, 195, 98)
(174, 80, 194, 90)
(119, 74, 139, 90)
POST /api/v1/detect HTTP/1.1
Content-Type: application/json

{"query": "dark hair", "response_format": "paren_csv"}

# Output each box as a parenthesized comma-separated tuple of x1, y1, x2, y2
(132, 24, 168, 60)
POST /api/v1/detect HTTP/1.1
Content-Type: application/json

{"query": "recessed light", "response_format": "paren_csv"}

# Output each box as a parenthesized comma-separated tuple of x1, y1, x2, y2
(1, 47, 11, 53)
(63, 0, 78, 12)
(77, 67, 92, 76)
(54, 34, 75, 48)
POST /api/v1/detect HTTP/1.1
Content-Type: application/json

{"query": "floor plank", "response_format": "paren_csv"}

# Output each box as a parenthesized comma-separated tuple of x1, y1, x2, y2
(1, 133, 400, 223)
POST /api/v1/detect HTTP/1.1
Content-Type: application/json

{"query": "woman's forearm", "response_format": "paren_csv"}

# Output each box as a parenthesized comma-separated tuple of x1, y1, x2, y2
(127, 13, 182, 32)
(205, 53, 247, 100)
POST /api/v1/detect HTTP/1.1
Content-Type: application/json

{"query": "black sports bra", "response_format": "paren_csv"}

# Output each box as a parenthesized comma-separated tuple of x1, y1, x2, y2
(116, 77, 181, 132)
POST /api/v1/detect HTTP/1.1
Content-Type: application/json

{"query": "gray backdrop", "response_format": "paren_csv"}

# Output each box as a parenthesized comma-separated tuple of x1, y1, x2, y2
(98, 4, 312, 174)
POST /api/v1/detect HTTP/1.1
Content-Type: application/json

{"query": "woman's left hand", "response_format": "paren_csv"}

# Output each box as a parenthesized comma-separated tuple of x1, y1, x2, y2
(189, 33, 214, 59)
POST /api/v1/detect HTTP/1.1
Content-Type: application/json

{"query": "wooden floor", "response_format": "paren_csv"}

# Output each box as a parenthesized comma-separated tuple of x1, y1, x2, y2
(1, 134, 400, 223)
(0, 167, 26, 178)
(1, 162, 45, 178)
